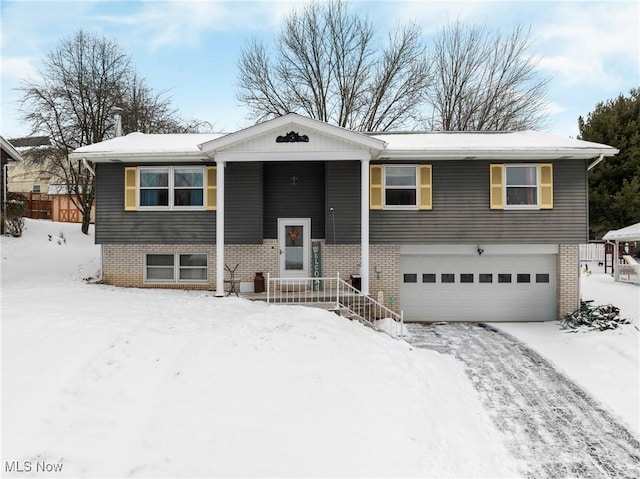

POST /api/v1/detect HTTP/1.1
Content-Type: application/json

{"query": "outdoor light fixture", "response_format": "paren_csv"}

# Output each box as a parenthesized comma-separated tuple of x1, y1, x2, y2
(477, 247, 484, 256)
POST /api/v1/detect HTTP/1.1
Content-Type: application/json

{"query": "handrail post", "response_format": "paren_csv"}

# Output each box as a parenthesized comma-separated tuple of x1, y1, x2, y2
(336, 272, 340, 310)
(266, 272, 270, 303)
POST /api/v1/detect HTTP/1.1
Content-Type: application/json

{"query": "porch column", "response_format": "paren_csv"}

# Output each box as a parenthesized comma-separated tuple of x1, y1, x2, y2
(215, 160, 226, 296)
(361, 159, 370, 294)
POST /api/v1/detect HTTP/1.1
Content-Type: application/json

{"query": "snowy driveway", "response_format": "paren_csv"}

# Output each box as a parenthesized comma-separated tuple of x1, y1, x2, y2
(406, 323, 640, 479)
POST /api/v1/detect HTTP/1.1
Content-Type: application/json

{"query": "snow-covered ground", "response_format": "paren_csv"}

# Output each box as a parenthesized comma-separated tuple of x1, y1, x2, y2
(1, 219, 638, 477)
(498, 272, 640, 437)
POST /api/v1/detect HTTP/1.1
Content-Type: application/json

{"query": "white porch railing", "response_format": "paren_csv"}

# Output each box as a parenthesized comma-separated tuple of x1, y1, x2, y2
(266, 272, 405, 339)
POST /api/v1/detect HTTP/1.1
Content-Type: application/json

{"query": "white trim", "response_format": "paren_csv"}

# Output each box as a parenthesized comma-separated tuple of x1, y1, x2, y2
(361, 160, 370, 294)
(137, 166, 206, 211)
(382, 165, 419, 210)
(199, 113, 386, 154)
(503, 163, 541, 210)
(277, 218, 311, 278)
(144, 252, 209, 284)
(215, 160, 225, 296)
(400, 244, 560, 255)
(214, 150, 372, 162)
(378, 149, 615, 161)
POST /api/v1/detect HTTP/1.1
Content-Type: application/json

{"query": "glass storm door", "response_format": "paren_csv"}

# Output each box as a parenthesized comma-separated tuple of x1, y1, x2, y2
(278, 218, 311, 278)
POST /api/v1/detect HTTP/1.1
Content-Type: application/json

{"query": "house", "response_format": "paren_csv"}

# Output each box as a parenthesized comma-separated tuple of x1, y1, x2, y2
(1, 135, 24, 235)
(7, 136, 54, 194)
(69, 113, 619, 322)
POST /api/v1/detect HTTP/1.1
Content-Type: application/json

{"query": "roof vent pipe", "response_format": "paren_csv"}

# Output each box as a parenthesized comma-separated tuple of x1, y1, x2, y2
(112, 107, 123, 137)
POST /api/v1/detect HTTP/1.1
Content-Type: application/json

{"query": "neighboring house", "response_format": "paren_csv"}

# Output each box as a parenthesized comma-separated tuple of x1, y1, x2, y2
(7, 136, 54, 194)
(70, 113, 619, 322)
(1, 135, 24, 234)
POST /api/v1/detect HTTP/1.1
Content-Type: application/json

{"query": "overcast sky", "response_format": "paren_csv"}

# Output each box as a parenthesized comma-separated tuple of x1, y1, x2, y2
(1, 0, 638, 139)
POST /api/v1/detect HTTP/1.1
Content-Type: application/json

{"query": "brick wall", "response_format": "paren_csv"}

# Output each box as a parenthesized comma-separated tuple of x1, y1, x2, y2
(101, 242, 401, 310)
(557, 244, 580, 319)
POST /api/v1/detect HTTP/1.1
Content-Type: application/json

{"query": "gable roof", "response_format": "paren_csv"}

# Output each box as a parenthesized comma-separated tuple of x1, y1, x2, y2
(198, 113, 386, 154)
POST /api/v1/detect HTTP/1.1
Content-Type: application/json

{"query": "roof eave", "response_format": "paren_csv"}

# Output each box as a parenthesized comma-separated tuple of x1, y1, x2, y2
(378, 148, 619, 160)
(68, 150, 212, 163)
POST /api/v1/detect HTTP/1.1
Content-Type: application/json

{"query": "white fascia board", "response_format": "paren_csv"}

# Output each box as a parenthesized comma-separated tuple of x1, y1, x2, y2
(67, 151, 212, 163)
(379, 148, 619, 160)
(199, 113, 385, 153)
(215, 150, 372, 162)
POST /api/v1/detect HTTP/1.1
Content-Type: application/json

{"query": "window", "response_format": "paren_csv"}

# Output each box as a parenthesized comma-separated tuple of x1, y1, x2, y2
(479, 274, 493, 283)
(403, 273, 417, 283)
(517, 273, 531, 283)
(370, 165, 432, 210)
(490, 164, 553, 210)
(441, 273, 455, 283)
(460, 274, 474, 283)
(422, 273, 436, 283)
(506, 165, 537, 207)
(536, 273, 550, 283)
(145, 253, 208, 283)
(32, 184, 41, 193)
(498, 274, 512, 283)
(385, 166, 417, 207)
(140, 168, 169, 207)
(137, 166, 205, 210)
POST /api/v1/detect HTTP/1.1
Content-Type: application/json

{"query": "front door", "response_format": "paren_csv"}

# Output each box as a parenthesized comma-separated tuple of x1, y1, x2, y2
(278, 218, 311, 278)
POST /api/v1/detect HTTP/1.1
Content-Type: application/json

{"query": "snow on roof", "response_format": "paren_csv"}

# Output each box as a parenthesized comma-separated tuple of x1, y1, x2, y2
(69, 124, 618, 162)
(369, 130, 618, 158)
(603, 222, 640, 242)
(70, 132, 226, 160)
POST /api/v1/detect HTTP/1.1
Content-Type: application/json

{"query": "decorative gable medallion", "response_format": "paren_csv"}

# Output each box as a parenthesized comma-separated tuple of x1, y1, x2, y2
(276, 131, 309, 143)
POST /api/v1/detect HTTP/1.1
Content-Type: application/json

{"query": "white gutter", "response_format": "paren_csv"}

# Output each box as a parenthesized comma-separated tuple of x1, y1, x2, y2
(587, 154, 605, 171)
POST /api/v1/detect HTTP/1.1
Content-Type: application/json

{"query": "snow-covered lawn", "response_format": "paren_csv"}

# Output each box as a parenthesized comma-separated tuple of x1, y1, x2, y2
(2, 219, 638, 477)
(1, 220, 518, 477)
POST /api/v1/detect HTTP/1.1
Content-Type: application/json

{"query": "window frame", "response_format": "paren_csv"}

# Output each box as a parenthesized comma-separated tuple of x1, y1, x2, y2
(144, 253, 209, 284)
(383, 165, 418, 210)
(504, 164, 540, 210)
(138, 166, 206, 211)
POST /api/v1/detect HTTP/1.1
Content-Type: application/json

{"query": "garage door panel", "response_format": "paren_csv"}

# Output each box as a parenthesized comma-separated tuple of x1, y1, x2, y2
(400, 254, 556, 322)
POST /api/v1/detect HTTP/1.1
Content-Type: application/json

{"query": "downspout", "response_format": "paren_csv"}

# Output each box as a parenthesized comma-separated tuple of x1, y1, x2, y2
(587, 154, 604, 171)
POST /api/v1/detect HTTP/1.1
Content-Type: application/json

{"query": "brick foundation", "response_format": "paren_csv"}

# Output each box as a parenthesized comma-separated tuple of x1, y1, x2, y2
(101, 242, 401, 310)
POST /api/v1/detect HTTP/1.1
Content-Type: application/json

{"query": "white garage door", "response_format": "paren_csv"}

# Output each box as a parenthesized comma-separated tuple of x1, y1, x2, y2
(400, 254, 557, 322)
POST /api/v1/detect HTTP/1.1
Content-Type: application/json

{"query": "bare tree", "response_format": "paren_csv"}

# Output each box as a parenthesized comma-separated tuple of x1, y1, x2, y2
(237, 0, 431, 131)
(426, 21, 550, 131)
(19, 30, 207, 234)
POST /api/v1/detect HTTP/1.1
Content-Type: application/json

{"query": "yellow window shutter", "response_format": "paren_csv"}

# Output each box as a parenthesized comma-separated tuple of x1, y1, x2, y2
(490, 164, 504, 210)
(124, 167, 137, 211)
(540, 163, 553, 209)
(206, 166, 217, 210)
(418, 165, 432, 210)
(370, 165, 383, 210)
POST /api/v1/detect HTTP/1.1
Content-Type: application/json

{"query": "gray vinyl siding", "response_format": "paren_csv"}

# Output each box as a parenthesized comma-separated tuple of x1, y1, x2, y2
(263, 162, 325, 239)
(224, 162, 262, 244)
(370, 159, 589, 244)
(95, 163, 262, 244)
(325, 161, 361, 243)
